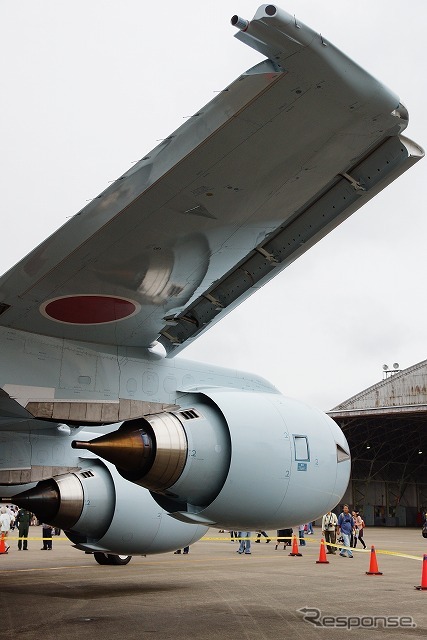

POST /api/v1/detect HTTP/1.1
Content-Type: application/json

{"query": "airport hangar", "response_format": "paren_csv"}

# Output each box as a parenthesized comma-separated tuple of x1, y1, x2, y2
(327, 359, 427, 527)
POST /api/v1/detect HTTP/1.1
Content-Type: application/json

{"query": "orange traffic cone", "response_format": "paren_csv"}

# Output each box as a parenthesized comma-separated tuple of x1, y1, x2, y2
(365, 545, 383, 575)
(289, 535, 302, 556)
(0, 533, 7, 554)
(415, 554, 427, 590)
(316, 538, 329, 564)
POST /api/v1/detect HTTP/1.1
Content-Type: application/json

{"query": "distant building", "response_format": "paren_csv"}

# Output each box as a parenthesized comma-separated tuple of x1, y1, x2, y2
(328, 359, 427, 526)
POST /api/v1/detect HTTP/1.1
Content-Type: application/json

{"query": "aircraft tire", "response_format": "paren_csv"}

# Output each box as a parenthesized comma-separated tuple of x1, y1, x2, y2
(94, 552, 132, 565)
(93, 552, 110, 565)
(107, 554, 132, 565)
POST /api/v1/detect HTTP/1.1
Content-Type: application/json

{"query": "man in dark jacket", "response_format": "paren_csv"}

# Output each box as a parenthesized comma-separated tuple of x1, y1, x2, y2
(17, 508, 31, 550)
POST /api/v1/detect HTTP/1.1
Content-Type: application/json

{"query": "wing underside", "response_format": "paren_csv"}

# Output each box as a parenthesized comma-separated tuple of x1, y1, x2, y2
(0, 5, 423, 354)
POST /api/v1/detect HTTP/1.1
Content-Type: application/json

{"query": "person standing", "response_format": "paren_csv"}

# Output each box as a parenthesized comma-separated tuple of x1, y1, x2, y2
(298, 524, 306, 546)
(353, 511, 367, 549)
(17, 508, 31, 550)
(8, 506, 17, 530)
(0, 506, 11, 553)
(321, 510, 338, 554)
(255, 530, 271, 543)
(237, 531, 251, 554)
(350, 511, 358, 547)
(337, 505, 355, 558)
(41, 523, 53, 550)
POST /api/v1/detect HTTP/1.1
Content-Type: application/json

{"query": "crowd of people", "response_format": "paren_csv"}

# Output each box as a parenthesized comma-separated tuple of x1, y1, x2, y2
(0, 504, 58, 554)
(3, 502, 367, 558)
(220, 506, 367, 557)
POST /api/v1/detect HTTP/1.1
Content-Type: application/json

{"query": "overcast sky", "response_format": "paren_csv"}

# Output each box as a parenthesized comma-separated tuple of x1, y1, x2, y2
(1, 1, 426, 411)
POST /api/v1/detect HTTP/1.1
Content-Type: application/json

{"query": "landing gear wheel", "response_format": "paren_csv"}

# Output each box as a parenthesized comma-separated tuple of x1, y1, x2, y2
(107, 554, 132, 565)
(94, 552, 110, 565)
(94, 552, 132, 565)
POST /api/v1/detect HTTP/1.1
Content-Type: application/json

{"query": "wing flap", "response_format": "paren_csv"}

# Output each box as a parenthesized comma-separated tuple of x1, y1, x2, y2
(159, 134, 423, 353)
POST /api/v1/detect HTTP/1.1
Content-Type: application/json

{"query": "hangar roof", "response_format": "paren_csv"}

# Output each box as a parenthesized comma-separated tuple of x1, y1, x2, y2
(328, 359, 427, 419)
(327, 359, 427, 483)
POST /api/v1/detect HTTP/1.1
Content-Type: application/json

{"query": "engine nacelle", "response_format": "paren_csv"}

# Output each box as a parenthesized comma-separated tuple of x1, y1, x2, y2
(73, 390, 350, 529)
(11, 460, 208, 555)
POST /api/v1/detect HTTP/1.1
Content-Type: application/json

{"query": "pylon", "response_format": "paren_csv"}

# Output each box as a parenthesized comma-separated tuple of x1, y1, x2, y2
(289, 535, 302, 556)
(316, 538, 329, 564)
(365, 545, 383, 575)
(0, 533, 7, 554)
(415, 554, 427, 590)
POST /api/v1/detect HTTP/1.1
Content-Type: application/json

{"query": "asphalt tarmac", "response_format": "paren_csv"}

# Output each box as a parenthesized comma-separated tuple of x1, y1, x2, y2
(1, 526, 426, 639)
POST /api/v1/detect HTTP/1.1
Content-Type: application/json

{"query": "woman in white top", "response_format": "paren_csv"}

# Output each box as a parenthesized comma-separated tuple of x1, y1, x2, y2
(0, 506, 11, 553)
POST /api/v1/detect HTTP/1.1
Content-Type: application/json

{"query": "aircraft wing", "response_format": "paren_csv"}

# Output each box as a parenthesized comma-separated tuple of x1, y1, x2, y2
(0, 5, 423, 355)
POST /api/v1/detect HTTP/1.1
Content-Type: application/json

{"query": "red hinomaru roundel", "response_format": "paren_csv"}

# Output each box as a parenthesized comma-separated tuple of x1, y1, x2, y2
(40, 295, 140, 325)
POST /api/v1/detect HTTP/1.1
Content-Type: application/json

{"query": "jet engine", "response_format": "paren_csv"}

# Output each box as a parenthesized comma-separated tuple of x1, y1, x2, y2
(11, 458, 209, 557)
(72, 390, 350, 529)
